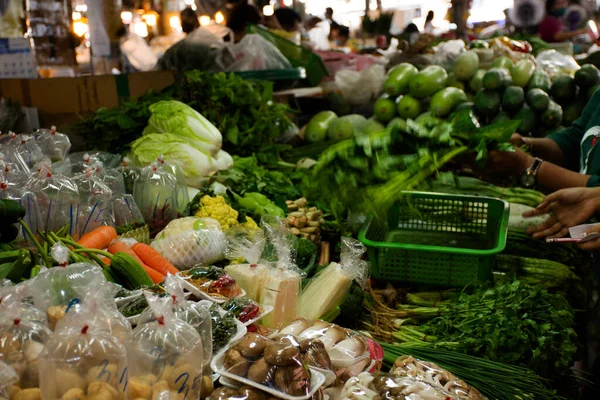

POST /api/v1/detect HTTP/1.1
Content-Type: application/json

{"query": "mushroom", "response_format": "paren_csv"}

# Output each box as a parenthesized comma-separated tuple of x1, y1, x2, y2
(238, 385, 266, 400)
(235, 333, 267, 359)
(209, 387, 239, 400)
(299, 339, 332, 370)
(329, 337, 367, 361)
(278, 335, 300, 347)
(263, 344, 301, 366)
(224, 348, 250, 377)
(279, 319, 312, 337)
(247, 357, 274, 384)
(274, 365, 310, 396)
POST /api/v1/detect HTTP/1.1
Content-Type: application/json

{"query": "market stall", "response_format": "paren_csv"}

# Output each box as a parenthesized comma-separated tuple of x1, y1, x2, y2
(2, 27, 600, 400)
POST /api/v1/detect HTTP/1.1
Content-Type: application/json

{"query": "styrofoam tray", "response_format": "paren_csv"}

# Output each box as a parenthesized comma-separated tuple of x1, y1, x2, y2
(179, 276, 246, 304)
(310, 366, 336, 387)
(211, 349, 326, 400)
(197, 300, 247, 352)
(239, 305, 274, 327)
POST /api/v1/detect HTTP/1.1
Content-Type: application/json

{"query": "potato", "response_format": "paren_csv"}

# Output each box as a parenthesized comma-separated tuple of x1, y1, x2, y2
(156, 365, 174, 382)
(150, 381, 169, 400)
(166, 364, 197, 391)
(20, 361, 39, 388)
(62, 388, 86, 400)
(47, 305, 67, 330)
(55, 369, 87, 397)
(8, 386, 21, 400)
(22, 341, 44, 363)
(1, 333, 22, 353)
(13, 388, 42, 400)
(87, 381, 118, 400)
(6, 352, 26, 377)
(86, 364, 118, 386)
(136, 374, 158, 386)
(174, 357, 187, 368)
(199, 375, 213, 399)
(127, 378, 151, 400)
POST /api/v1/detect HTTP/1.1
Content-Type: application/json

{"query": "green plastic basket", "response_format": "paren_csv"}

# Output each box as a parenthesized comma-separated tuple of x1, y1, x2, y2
(247, 25, 328, 86)
(358, 192, 509, 287)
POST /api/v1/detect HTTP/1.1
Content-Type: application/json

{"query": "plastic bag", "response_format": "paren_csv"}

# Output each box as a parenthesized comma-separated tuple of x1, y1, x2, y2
(536, 49, 580, 79)
(0, 283, 47, 328)
(72, 168, 114, 237)
(52, 152, 122, 177)
(0, 361, 19, 399)
(92, 162, 126, 199)
(298, 237, 369, 320)
(38, 299, 129, 399)
(150, 217, 227, 269)
(24, 165, 79, 236)
(215, 332, 313, 398)
(14, 135, 44, 170)
(0, 180, 41, 245)
(222, 34, 292, 72)
(117, 157, 139, 195)
(30, 243, 107, 330)
(258, 218, 301, 329)
(0, 150, 30, 181)
(390, 355, 486, 399)
(156, 155, 190, 215)
(335, 65, 386, 106)
(113, 194, 150, 244)
(224, 229, 269, 302)
(0, 301, 52, 392)
(127, 292, 204, 400)
(33, 126, 71, 162)
(133, 163, 179, 238)
(55, 280, 132, 344)
(137, 276, 212, 369)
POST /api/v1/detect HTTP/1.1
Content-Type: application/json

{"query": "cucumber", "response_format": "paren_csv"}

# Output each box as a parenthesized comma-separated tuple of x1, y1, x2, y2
(469, 69, 486, 93)
(0, 199, 26, 224)
(111, 252, 155, 289)
(510, 59, 536, 88)
(397, 95, 422, 119)
(575, 64, 600, 88)
(384, 63, 419, 96)
(514, 105, 536, 134)
(541, 100, 563, 128)
(550, 76, 577, 105)
(482, 68, 513, 90)
(526, 88, 550, 112)
(474, 89, 501, 117)
(527, 69, 551, 92)
(409, 66, 448, 99)
(502, 86, 525, 114)
(453, 51, 480, 81)
(430, 87, 468, 118)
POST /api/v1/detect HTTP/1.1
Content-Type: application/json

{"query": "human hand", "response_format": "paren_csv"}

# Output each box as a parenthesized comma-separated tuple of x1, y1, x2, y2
(485, 146, 532, 177)
(523, 187, 600, 238)
(579, 224, 600, 251)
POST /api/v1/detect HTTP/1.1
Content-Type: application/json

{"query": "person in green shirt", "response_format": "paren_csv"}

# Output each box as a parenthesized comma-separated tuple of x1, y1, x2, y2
(488, 89, 600, 192)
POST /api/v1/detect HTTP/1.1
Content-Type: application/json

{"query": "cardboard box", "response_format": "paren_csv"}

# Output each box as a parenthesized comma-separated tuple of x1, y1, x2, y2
(0, 70, 175, 115)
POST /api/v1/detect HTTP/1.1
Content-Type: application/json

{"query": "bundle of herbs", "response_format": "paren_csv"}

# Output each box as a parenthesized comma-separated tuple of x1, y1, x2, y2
(367, 281, 577, 379)
(302, 111, 520, 222)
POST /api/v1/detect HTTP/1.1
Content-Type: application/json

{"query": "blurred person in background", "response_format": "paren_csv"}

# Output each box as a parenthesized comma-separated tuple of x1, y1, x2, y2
(226, 3, 262, 43)
(274, 7, 302, 32)
(180, 7, 200, 34)
(539, 0, 587, 42)
(330, 25, 350, 47)
(424, 11, 435, 33)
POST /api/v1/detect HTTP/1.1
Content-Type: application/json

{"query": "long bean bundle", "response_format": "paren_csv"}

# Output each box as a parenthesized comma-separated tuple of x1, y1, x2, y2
(381, 342, 565, 400)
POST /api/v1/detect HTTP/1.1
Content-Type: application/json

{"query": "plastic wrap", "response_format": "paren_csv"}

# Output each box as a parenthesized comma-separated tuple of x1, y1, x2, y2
(117, 157, 139, 195)
(33, 126, 71, 162)
(113, 194, 150, 244)
(0, 302, 52, 392)
(208, 385, 324, 400)
(92, 163, 126, 199)
(38, 304, 129, 399)
(55, 280, 132, 344)
(155, 155, 190, 215)
(14, 135, 44, 170)
(0, 180, 41, 245)
(223, 34, 292, 72)
(24, 165, 79, 236)
(72, 168, 114, 236)
(334, 65, 386, 106)
(31, 243, 107, 330)
(0, 283, 47, 328)
(213, 333, 319, 399)
(127, 292, 204, 400)
(299, 237, 369, 321)
(258, 218, 301, 329)
(150, 217, 227, 269)
(221, 297, 273, 326)
(0, 151, 30, 183)
(179, 266, 243, 302)
(536, 49, 580, 79)
(0, 361, 19, 399)
(133, 163, 178, 238)
(224, 230, 268, 302)
(137, 275, 212, 369)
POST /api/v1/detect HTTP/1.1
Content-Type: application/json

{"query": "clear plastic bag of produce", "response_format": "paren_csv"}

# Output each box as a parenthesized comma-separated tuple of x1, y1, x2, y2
(24, 164, 79, 236)
(118, 157, 140, 195)
(52, 152, 122, 177)
(258, 217, 302, 329)
(299, 237, 369, 321)
(14, 135, 44, 170)
(127, 292, 205, 400)
(113, 194, 149, 244)
(335, 65, 386, 106)
(92, 162, 126, 199)
(137, 275, 212, 370)
(0, 180, 41, 245)
(224, 229, 269, 302)
(0, 150, 30, 181)
(0, 282, 47, 328)
(536, 49, 580, 79)
(213, 332, 322, 399)
(221, 34, 292, 72)
(340, 371, 470, 400)
(390, 355, 486, 399)
(133, 162, 179, 238)
(30, 243, 107, 330)
(0, 300, 52, 392)
(72, 168, 115, 237)
(33, 126, 71, 162)
(38, 296, 129, 400)
(156, 155, 190, 215)
(150, 216, 227, 269)
(55, 280, 132, 344)
(0, 360, 19, 399)
(278, 319, 372, 377)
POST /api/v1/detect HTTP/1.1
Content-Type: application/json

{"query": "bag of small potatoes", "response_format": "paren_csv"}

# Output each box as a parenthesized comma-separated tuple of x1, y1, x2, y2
(127, 292, 205, 400)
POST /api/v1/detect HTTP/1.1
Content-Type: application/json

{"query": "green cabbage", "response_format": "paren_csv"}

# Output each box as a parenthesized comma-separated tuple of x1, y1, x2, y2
(131, 133, 219, 188)
(142, 100, 222, 156)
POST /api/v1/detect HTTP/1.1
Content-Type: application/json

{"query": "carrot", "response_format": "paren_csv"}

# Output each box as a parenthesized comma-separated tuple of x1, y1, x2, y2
(131, 243, 179, 276)
(77, 226, 117, 250)
(142, 264, 166, 284)
(107, 241, 146, 265)
(99, 257, 111, 266)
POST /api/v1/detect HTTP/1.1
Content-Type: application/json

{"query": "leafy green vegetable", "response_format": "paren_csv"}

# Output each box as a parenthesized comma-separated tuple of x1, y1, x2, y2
(295, 237, 317, 270)
(209, 303, 238, 350)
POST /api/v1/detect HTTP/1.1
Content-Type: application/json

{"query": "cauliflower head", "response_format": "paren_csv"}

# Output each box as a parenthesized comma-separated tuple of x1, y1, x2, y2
(194, 195, 239, 230)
